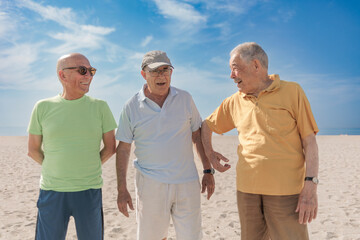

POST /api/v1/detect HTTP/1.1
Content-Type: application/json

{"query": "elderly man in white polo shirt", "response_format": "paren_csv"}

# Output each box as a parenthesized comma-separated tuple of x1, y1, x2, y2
(115, 50, 215, 240)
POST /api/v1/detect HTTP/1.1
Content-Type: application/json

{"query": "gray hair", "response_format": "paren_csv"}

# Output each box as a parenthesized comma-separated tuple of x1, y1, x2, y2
(230, 42, 268, 69)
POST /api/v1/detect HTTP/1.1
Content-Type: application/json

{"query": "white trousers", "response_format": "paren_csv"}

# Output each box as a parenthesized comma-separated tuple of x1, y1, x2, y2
(135, 171, 203, 240)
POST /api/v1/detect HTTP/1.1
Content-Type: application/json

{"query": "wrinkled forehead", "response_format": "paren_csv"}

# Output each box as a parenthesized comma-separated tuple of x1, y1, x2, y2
(229, 54, 244, 67)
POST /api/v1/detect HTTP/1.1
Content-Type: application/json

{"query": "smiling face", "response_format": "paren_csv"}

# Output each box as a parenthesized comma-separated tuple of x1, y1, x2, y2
(141, 65, 172, 98)
(229, 54, 260, 95)
(58, 54, 93, 100)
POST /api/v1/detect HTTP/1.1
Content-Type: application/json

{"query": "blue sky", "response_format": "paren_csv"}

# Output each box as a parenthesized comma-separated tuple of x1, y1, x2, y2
(0, 0, 359, 136)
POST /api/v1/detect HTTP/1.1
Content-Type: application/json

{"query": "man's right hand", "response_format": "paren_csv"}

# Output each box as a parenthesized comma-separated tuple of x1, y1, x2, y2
(208, 150, 231, 172)
(117, 189, 134, 217)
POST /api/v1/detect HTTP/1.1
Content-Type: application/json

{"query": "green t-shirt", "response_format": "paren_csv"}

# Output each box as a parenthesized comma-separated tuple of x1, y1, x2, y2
(28, 95, 117, 192)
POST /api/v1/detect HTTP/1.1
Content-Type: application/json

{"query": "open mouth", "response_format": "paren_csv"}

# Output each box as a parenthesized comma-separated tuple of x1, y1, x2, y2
(157, 83, 166, 86)
(234, 78, 242, 84)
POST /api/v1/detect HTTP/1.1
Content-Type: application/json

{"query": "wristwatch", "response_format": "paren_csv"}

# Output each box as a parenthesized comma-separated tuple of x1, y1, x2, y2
(304, 177, 319, 185)
(203, 168, 215, 175)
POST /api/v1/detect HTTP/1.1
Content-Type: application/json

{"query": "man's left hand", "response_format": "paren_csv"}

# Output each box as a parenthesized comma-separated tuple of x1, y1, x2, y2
(201, 174, 215, 200)
(295, 182, 318, 224)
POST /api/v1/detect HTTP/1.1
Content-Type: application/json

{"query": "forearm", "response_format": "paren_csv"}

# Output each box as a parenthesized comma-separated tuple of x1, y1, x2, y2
(100, 145, 115, 164)
(27, 134, 44, 165)
(192, 129, 212, 170)
(100, 130, 116, 164)
(201, 121, 214, 157)
(116, 142, 131, 191)
(302, 133, 319, 177)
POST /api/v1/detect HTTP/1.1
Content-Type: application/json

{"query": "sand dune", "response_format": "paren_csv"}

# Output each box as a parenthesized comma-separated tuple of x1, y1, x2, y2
(0, 135, 359, 239)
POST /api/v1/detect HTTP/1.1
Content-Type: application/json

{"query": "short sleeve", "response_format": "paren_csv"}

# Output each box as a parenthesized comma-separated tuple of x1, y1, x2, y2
(294, 85, 319, 138)
(115, 105, 134, 143)
(189, 96, 202, 132)
(205, 97, 236, 134)
(101, 101, 117, 133)
(27, 102, 42, 135)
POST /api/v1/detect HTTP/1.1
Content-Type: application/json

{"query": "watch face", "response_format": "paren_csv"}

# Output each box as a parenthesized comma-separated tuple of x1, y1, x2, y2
(204, 168, 215, 174)
(312, 177, 319, 184)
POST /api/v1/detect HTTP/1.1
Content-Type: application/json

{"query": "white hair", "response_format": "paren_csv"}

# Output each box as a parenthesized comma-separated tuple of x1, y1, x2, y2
(230, 42, 268, 69)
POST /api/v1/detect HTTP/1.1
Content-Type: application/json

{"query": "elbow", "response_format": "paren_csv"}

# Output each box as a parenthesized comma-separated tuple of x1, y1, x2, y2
(27, 150, 35, 159)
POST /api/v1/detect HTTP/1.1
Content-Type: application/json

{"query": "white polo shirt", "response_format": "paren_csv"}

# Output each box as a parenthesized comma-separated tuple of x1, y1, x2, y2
(116, 85, 202, 184)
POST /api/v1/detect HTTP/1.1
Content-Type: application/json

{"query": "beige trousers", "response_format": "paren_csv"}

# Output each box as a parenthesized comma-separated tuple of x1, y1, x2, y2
(237, 191, 309, 240)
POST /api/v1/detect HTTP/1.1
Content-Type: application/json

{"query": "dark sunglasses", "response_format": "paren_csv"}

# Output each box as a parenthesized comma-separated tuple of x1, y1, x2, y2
(62, 66, 97, 76)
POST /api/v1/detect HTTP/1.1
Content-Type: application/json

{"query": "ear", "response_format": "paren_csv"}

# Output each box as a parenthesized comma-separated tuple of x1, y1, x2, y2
(58, 70, 67, 83)
(141, 70, 147, 80)
(253, 59, 261, 72)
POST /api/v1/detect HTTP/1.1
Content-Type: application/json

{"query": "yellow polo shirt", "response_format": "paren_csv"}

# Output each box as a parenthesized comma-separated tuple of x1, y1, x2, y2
(206, 74, 319, 195)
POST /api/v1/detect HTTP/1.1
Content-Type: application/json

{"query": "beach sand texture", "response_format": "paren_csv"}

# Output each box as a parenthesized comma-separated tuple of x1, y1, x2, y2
(0, 135, 359, 239)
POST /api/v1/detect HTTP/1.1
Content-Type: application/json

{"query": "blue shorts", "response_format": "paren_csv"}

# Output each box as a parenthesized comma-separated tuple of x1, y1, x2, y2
(35, 189, 103, 240)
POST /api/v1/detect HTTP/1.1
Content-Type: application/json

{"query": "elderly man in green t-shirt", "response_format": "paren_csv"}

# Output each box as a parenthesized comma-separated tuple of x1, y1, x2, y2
(27, 53, 117, 240)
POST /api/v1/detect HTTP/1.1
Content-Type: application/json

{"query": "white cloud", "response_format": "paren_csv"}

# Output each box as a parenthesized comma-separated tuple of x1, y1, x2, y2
(80, 25, 115, 35)
(270, 9, 296, 23)
(0, 0, 120, 92)
(141, 35, 153, 47)
(0, 11, 15, 38)
(184, 0, 259, 14)
(16, 0, 76, 28)
(0, 42, 49, 90)
(153, 0, 206, 24)
(16, 0, 115, 54)
(210, 56, 226, 65)
(48, 31, 105, 54)
(151, 0, 207, 37)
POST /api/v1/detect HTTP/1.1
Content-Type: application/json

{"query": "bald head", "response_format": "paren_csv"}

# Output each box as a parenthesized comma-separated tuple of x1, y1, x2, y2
(56, 53, 90, 77)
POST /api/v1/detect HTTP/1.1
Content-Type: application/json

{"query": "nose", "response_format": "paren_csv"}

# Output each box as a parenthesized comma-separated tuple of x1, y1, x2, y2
(230, 70, 236, 79)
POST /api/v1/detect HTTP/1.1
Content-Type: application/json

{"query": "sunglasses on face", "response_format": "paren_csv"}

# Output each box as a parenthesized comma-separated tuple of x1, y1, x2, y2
(62, 66, 97, 76)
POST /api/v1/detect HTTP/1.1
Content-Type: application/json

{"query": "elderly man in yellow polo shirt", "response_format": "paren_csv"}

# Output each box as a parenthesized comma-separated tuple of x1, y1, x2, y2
(201, 42, 319, 240)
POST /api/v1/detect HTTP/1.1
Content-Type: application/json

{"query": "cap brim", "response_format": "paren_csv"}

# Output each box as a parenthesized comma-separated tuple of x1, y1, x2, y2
(146, 62, 174, 70)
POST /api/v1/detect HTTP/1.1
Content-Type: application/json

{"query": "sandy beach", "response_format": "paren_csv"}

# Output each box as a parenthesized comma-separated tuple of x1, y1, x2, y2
(0, 135, 359, 239)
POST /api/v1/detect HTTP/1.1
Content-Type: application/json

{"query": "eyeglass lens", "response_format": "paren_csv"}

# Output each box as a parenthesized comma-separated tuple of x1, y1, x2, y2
(78, 66, 96, 76)
(149, 68, 171, 76)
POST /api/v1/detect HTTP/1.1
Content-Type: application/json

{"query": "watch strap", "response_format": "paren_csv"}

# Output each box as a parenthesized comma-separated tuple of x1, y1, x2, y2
(304, 176, 319, 184)
(203, 168, 215, 174)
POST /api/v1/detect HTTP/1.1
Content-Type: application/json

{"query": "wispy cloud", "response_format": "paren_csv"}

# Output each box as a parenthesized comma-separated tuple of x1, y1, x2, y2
(16, 0, 115, 54)
(184, 0, 260, 14)
(0, 42, 46, 90)
(141, 35, 153, 47)
(0, 5, 21, 42)
(151, 0, 207, 37)
(0, 11, 15, 38)
(153, 0, 206, 24)
(16, 0, 76, 28)
(270, 9, 296, 23)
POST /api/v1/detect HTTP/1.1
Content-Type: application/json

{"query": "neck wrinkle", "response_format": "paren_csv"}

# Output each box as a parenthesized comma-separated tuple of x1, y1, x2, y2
(144, 85, 169, 108)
